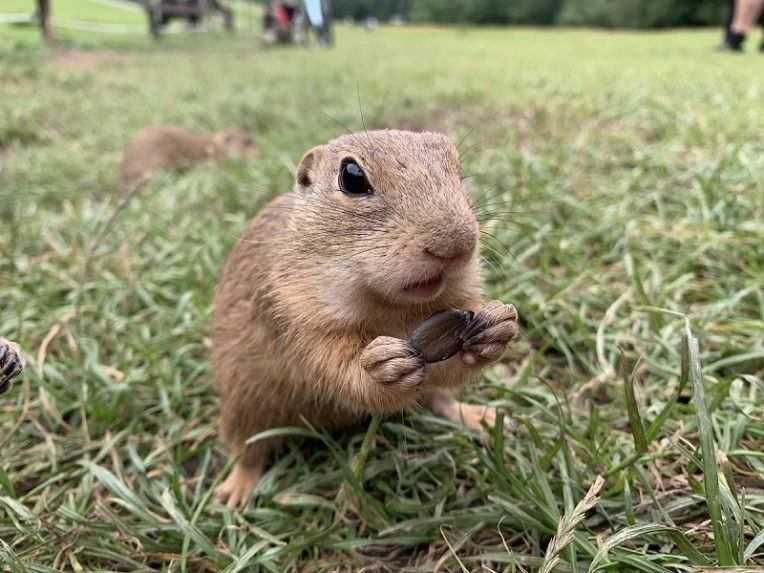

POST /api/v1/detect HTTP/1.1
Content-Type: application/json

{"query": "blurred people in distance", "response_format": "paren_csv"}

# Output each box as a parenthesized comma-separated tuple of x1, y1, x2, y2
(719, 0, 764, 52)
(304, 0, 333, 46)
(262, 0, 333, 47)
(263, 1, 303, 44)
(263, 2, 276, 43)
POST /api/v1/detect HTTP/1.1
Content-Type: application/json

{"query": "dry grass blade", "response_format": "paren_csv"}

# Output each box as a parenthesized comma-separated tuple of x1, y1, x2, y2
(540, 475, 605, 573)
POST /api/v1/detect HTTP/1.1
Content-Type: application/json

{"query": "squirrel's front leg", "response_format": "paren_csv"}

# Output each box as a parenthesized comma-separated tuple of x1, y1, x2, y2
(460, 301, 519, 367)
(427, 301, 519, 432)
(356, 336, 427, 413)
(360, 336, 426, 387)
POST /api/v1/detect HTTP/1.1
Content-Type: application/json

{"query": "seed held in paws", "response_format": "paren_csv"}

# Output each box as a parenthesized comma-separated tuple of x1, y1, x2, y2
(409, 309, 474, 363)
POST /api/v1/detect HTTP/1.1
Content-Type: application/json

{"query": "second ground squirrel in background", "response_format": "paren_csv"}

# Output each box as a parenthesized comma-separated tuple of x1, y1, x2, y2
(120, 125, 257, 188)
(212, 129, 519, 508)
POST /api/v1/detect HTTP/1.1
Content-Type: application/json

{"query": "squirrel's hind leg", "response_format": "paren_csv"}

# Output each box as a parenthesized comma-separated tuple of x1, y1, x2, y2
(215, 440, 277, 509)
(427, 391, 496, 434)
(216, 458, 265, 509)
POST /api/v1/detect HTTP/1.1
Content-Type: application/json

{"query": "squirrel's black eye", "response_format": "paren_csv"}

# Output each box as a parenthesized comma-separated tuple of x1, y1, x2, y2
(339, 159, 372, 196)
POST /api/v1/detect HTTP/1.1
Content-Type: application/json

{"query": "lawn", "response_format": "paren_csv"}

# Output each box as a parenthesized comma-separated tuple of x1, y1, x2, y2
(0, 0, 257, 40)
(1, 0, 145, 26)
(1, 22, 764, 572)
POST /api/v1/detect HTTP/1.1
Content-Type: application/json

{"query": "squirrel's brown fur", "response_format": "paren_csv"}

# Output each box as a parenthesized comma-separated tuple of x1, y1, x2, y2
(120, 125, 257, 187)
(212, 130, 518, 507)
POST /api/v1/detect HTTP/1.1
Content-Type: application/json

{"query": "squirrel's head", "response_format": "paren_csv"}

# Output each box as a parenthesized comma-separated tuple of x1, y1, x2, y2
(292, 130, 480, 313)
(212, 129, 258, 157)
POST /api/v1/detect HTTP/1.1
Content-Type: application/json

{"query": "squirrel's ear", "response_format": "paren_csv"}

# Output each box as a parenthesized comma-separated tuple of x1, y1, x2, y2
(296, 146, 324, 188)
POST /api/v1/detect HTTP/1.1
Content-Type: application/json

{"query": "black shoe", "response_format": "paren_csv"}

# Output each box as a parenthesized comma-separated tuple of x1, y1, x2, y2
(715, 42, 743, 52)
(716, 31, 745, 52)
(728, 30, 746, 51)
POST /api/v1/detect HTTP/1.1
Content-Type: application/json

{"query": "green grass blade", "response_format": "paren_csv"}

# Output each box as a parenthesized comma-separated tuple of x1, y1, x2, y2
(684, 324, 737, 566)
(744, 528, 764, 563)
(589, 523, 707, 572)
(158, 489, 227, 565)
(83, 462, 157, 523)
(245, 426, 323, 444)
(621, 353, 648, 453)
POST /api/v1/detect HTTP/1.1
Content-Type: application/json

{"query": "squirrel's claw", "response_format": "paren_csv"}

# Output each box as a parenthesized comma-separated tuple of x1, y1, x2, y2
(0, 338, 24, 394)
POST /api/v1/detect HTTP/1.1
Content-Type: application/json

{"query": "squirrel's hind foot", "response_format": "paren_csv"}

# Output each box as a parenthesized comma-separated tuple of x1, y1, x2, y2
(215, 461, 263, 510)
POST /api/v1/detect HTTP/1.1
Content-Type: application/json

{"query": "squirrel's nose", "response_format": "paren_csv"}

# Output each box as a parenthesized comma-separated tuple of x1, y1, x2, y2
(423, 228, 477, 266)
(424, 247, 463, 265)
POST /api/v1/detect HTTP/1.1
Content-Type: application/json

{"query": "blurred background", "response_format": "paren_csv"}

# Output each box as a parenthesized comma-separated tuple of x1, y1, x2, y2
(0, 0, 743, 38)
(2, 0, 764, 571)
(335, 0, 726, 28)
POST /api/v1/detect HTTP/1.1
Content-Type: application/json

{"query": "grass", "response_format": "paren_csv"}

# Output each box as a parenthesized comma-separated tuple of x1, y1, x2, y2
(1, 21, 764, 572)
(0, 0, 258, 41)
(2, 0, 145, 23)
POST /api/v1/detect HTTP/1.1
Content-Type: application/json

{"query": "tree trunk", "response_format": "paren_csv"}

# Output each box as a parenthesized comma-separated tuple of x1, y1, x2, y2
(37, 0, 53, 43)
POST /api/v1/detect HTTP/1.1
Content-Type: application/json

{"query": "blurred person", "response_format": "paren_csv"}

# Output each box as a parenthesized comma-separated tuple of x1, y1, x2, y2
(292, 5, 307, 44)
(318, 0, 333, 46)
(263, 2, 276, 43)
(274, 1, 294, 42)
(304, 0, 333, 46)
(720, 0, 764, 51)
(262, 1, 304, 45)
(281, 0, 298, 28)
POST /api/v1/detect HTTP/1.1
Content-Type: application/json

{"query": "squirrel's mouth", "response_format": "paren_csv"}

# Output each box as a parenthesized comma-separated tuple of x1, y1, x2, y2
(402, 273, 445, 299)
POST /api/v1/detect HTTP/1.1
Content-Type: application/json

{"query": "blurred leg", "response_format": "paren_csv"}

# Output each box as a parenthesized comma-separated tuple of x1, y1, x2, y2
(725, 0, 735, 37)
(732, 0, 764, 33)
(719, 0, 764, 51)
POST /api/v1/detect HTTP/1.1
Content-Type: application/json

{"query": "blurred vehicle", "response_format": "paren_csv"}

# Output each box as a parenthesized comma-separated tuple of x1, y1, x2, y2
(145, 0, 234, 38)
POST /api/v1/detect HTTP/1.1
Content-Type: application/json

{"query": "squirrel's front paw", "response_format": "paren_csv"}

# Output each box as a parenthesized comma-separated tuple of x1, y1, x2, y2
(461, 302, 518, 366)
(361, 336, 426, 387)
(0, 338, 25, 395)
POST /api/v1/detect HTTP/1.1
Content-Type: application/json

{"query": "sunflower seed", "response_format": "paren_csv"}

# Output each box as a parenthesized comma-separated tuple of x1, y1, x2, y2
(409, 309, 474, 363)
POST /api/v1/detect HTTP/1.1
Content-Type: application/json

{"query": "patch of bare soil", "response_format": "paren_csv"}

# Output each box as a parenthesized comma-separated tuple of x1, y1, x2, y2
(50, 50, 129, 72)
(377, 102, 562, 156)
(373, 105, 466, 134)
